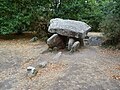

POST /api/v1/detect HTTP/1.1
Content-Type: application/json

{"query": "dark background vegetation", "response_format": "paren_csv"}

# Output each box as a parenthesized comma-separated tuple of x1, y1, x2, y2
(0, 0, 120, 48)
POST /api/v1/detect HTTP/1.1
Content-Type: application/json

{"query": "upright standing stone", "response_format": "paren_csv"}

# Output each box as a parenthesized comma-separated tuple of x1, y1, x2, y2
(68, 38, 75, 51)
(47, 34, 65, 49)
(70, 41, 80, 52)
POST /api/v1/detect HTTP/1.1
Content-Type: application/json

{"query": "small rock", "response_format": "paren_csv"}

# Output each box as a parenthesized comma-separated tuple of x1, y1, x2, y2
(30, 37, 38, 42)
(53, 47, 59, 51)
(27, 66, 38, 77)
(53, 52, 62, 60)
(38, 61, 48, 68)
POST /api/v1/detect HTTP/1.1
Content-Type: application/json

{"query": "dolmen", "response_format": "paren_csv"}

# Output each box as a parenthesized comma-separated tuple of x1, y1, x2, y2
(47, 18, 91, 52)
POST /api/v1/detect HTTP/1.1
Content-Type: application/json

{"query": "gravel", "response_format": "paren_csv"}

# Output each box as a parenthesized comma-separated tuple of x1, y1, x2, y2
(0, 34, 120, 90)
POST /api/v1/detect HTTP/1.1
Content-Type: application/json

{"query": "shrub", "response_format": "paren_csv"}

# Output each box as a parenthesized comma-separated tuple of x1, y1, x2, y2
(0, 0, 106, 35)
(0, 0, 52, 35)
(100, 0, 120, 48)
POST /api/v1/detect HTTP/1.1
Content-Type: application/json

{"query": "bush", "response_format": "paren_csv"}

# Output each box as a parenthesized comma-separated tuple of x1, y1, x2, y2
(29, 18, 50, 40)
(100, 0, 120, 48)
(0, 0, 107, 35)
(0, 0, 52, 35)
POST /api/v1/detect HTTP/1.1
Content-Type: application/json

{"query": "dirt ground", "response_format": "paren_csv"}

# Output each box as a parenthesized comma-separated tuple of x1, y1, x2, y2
(0, 33, 120, 90)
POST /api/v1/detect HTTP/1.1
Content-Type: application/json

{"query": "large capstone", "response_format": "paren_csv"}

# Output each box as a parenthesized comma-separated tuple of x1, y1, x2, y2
(48, 18, 91, 39)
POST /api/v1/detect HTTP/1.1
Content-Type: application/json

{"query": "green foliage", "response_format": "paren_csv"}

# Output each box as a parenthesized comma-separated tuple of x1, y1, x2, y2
(100, 0, 120, 47)
(0, 0, 116, 35)
(0, 0, 52, 34)
(29, 18, 50, 40)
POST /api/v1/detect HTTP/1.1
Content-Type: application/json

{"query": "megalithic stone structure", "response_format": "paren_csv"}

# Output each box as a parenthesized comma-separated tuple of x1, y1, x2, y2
(47, 18, 91, 51)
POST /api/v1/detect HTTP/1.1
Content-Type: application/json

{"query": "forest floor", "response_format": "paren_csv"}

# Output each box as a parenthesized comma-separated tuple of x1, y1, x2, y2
(0, 33, 120, 90)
